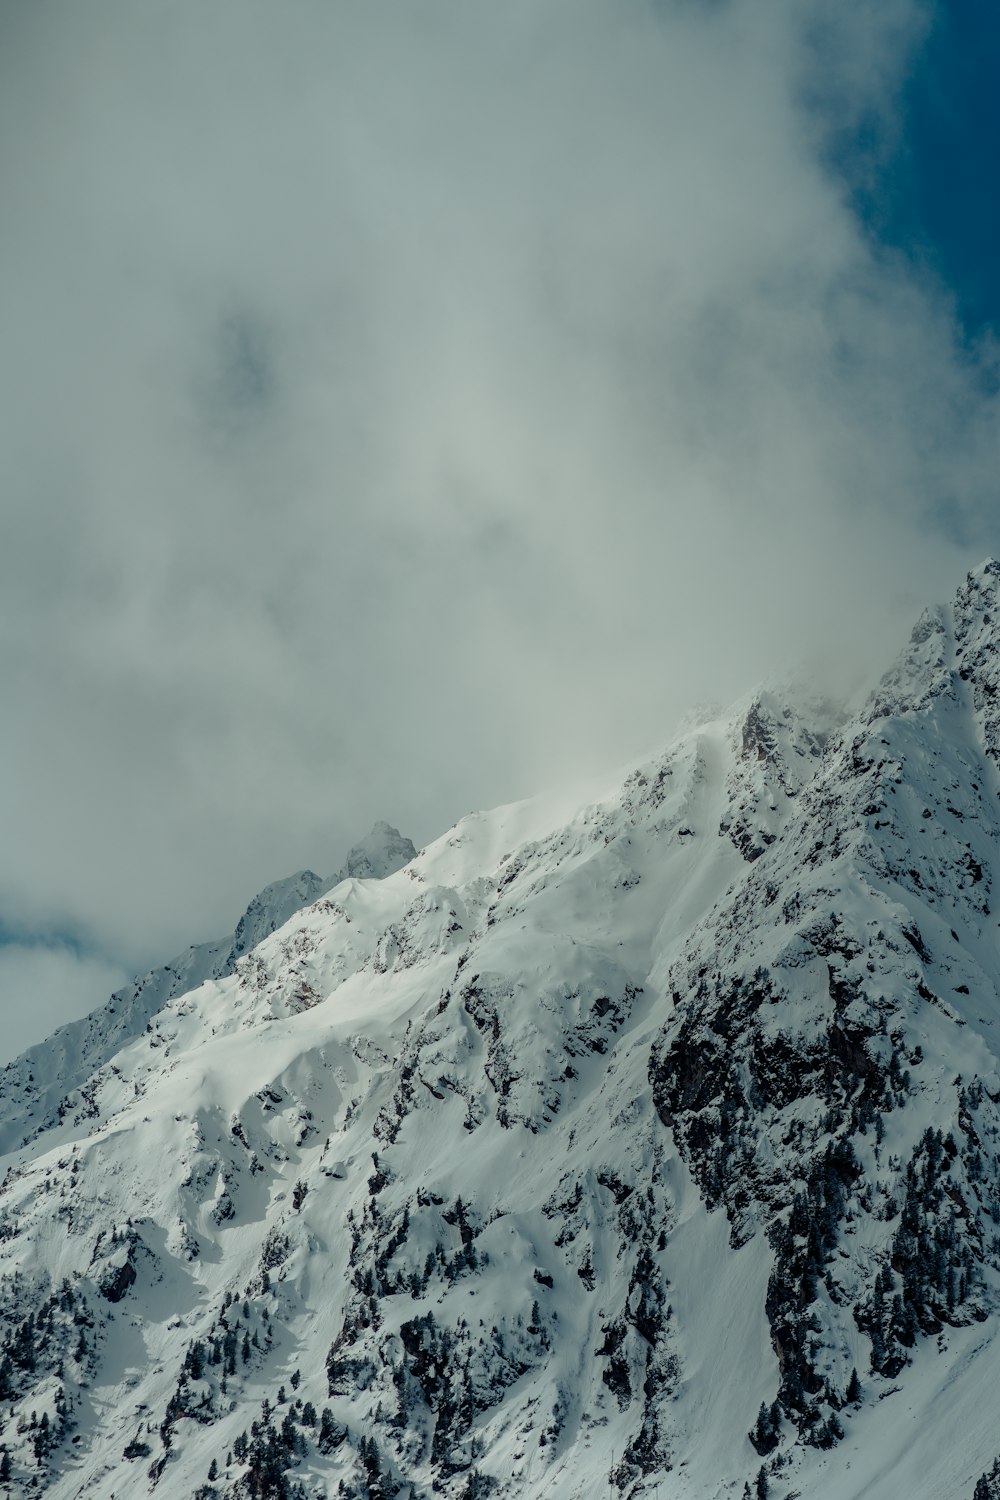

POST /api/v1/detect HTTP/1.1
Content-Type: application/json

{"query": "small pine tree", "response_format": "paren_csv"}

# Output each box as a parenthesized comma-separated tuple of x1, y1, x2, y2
(318, 1407, 345, 1455)
(749, 1400, 780, 1456)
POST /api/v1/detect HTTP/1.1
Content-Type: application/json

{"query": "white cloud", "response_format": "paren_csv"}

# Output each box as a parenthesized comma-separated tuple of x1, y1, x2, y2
(0, 1, 996, 987)
(0, 944, 129, 1066)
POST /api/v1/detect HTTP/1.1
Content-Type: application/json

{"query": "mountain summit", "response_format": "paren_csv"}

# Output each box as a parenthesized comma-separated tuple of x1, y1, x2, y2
(0, 823, 416, 1157)
(3, 573, 1000, 1499)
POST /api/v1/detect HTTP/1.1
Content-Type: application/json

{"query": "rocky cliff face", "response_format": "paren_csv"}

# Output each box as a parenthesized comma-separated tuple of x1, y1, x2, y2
(3, 570, 1000, 1500)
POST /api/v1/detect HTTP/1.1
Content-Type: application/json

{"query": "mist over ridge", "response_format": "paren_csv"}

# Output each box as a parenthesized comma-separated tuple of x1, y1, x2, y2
(2, 0, 999, 1042)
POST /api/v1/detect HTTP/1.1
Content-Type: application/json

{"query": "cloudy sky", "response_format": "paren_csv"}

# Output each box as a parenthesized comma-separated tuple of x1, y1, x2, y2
(2, 0, 999, 1060)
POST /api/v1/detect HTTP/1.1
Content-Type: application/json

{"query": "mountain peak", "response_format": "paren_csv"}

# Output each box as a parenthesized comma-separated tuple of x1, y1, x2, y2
(337, 822, 416, 884)
(0, 822, 416, 1155)
(965, 554, 1000, 583)
(955, 556, 1000, 621)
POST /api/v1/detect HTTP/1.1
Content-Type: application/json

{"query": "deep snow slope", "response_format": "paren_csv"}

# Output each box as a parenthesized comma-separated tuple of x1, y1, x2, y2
(5, 569, 1000, 1500)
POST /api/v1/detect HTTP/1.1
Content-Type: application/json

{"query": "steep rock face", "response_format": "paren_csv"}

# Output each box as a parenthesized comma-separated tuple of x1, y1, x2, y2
(0, 825, 415, 1156)
(719, 686, 840, 865)
(651, 563, 1000, 1447)
(3, 572, 1000, 1500)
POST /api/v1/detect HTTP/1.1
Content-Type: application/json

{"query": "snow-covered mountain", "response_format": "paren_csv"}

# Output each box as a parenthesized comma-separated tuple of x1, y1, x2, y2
(0, 822, 416, 1157)
(4, 567, 1000, 1500)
